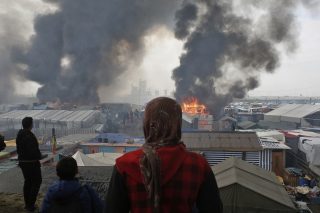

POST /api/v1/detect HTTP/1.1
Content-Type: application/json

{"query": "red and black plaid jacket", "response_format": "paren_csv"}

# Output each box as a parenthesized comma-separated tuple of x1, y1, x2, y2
(105, 143, 222, 213)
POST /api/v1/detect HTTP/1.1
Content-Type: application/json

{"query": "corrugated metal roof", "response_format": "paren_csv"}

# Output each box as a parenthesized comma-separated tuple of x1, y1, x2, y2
(265, 104, 301, 117)
(256, 130, 286, 142)
(0, 110, 100, 123)
(265, 104, 320, 123)
(260, 140, 291, 150)
(182, 131, 262, 151)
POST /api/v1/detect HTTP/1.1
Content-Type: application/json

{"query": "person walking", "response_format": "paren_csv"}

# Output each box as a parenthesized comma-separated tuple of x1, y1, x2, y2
(16, 117, 42, 212)
(105, 97, 223, 213)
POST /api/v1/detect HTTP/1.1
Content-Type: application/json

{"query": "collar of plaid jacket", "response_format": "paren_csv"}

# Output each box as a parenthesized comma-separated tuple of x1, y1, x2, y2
(116, 143, 188, 185)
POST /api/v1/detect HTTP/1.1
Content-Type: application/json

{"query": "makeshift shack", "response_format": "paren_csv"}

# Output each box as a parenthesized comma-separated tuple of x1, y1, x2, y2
(212, 157, 296, 213)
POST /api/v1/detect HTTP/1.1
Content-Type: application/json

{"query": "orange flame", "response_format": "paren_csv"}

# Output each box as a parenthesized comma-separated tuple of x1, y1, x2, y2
(181, 97, 207, 115)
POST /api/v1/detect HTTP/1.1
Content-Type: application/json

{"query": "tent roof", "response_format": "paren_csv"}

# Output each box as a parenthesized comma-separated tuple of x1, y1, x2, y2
(72, 151, 107, 166)
(220, 116, 237, 122)
(0, 110, 100, 122)
(237, 120, 257, 129)
(265, 104, 320, 123)
(212, 157, 296, 210)
(256, 130, 285, 142)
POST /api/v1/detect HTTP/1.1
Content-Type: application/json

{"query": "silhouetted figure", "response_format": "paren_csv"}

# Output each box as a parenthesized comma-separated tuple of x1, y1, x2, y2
(16, 117, 42, 212)
(134, 109, 139, 119)
(105, 97, 223, 213)
(41, 157, 102, 213)
(0, 134, 6, 151)
(129, 110, 134, 123)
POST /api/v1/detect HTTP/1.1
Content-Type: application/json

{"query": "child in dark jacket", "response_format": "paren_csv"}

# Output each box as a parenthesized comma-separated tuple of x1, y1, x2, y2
(41, 157, 102, 213)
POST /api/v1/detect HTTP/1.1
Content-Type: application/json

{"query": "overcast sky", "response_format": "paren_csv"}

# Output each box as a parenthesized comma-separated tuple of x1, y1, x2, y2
(2, 1, 320, 98)
(248, 9, 320, 97)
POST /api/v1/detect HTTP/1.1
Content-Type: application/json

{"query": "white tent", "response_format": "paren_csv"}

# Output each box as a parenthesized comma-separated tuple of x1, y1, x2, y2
(72, 151, 107, 166)
(299, 137, 320, 166)
(87, 152, 122, 166)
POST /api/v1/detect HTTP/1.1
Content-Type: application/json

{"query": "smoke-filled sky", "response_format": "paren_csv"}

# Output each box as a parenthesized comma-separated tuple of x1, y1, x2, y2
(0, 0, 319, 112)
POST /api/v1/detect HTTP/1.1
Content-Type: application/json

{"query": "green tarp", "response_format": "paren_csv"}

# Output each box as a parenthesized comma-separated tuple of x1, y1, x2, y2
(212, 157, 296, 213)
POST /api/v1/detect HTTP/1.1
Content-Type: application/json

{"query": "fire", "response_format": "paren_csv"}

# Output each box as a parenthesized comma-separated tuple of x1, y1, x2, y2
(181, 97, 208, 115)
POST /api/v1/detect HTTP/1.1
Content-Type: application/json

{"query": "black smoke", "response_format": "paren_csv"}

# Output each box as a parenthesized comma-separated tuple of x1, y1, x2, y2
(1, 0, 317, 109)
(172, 0, 318, 116)
(17, 0, 181, 104)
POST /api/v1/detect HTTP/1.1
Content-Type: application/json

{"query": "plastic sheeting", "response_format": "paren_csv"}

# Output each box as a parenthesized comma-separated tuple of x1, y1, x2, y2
(220, 184, 296, 213)
(299, 137, 320, 166)
(72, 151, 107, 166)
(212, 157, 296, 212)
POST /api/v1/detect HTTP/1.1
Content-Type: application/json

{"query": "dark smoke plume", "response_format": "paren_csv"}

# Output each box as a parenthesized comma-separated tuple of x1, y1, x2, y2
(17, 0, 181, 104)
(172, 0, 317, 116)
(1, 0, 317, 109)
(175, 2, 198, 39)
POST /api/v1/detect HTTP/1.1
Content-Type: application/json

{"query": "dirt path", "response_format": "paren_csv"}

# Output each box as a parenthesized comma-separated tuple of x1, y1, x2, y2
(0, 193, 43, 213)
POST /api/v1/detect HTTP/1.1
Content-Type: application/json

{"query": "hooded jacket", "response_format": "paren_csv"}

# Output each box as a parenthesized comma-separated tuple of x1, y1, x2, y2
(16, 129, 41, 162)
(41, 179, 102, 213)
(105, 143, 223, 213)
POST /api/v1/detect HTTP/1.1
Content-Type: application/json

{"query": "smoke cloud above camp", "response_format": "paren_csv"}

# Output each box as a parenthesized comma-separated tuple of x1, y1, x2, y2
(12, 0, 181, 104)
(172, 0, 318, 116)
(0, 0, 318, 109)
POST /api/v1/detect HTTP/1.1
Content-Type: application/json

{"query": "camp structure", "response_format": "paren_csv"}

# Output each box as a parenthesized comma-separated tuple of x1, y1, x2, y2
(72, 151, 107, 166)
(263, 104, 320, 129)
(87, 152, 122, 166)
(212, 157, 296, 213)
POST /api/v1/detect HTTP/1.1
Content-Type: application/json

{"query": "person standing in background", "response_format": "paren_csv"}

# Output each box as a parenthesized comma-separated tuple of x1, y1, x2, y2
(16, 117, 42, 212)
(0, 133, 6, 152)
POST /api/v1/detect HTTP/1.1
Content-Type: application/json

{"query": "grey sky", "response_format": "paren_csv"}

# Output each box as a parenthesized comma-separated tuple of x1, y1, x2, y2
(249, 10, 320, 97)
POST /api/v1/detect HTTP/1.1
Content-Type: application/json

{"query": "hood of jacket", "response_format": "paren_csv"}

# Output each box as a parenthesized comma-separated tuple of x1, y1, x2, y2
(48, 180, 83, 200)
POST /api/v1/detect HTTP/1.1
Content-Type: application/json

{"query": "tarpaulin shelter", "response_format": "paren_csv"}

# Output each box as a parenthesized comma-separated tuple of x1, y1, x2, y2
(299, 137, 320, 166)
(212, 157, 296, 212)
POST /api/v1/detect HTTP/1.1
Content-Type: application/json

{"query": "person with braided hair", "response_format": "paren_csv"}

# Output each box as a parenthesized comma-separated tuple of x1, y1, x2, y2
(105, 97, 222, 213)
